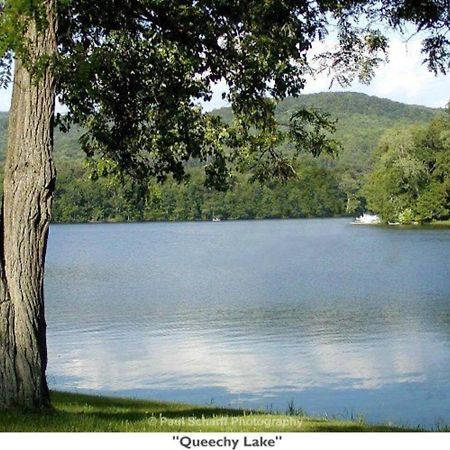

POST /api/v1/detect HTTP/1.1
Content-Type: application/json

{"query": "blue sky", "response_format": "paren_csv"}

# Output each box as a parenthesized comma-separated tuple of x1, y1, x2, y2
(0, 33, 448, 112)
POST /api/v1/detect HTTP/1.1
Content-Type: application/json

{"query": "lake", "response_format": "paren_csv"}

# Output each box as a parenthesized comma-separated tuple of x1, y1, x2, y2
(45, 218, 450, 427)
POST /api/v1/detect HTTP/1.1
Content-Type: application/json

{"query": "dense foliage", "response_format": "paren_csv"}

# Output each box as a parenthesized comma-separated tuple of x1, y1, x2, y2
(0, 0, 388, 188)
(1, 0, 448, 224)
(1, 92, 442, 223)
(50, 159, 346, 222)
(44, 93, 448, 223)
(364, 109, 450, 224)
(1, 0, 449, 189)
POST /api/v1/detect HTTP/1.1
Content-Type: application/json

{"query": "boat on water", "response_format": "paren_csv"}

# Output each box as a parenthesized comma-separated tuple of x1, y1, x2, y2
(351, 213, 381, 225)
(212, 217, 221, 222)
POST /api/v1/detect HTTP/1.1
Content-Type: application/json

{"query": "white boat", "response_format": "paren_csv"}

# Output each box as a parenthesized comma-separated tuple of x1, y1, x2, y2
(212, 217, 221, 222)
(351, 213, 381, 225)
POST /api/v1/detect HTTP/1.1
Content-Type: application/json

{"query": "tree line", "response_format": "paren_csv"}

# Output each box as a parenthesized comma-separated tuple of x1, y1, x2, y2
(49, 105, 450, 225)
(50, 107, 449, 225)
(51, 159, 347, 222)
(364, 109, 450, 224)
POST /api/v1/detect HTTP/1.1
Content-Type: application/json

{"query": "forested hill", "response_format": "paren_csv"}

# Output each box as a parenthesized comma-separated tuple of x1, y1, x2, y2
(278, 91, 438, 119)
(0, 93, 444, 223)
(217, 92, 441, 173)
(0, 92, 440, 165)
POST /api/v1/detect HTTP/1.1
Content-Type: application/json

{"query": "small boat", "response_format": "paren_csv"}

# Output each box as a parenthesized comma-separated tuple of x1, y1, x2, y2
(351, 213, 381, 225)
(212, 217, 221, 222)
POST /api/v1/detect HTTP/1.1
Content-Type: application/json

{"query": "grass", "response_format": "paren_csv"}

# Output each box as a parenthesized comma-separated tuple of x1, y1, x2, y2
(0, 391, 424, 432)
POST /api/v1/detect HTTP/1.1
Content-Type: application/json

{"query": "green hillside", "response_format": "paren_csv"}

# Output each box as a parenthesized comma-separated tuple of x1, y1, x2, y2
(278, 91, 438, 120)
(276, 92, 441, 172)
(0, 92, 441, 165)
(0, 92, 443, 223)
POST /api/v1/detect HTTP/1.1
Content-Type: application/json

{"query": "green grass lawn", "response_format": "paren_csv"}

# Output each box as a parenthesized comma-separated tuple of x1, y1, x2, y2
(0, 391, 424, 432)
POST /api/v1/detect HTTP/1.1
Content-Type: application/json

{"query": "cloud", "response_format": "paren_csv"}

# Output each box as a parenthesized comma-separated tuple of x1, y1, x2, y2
(204, 34, 449, 110)
(301, 34, 449, 108)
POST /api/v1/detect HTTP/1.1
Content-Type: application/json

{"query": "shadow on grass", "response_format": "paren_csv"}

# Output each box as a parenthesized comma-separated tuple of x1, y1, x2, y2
(0, 391, 429, 432)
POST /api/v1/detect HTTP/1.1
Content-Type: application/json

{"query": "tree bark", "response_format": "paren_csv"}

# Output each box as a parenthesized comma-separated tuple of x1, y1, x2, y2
(0, 0, 57, 409)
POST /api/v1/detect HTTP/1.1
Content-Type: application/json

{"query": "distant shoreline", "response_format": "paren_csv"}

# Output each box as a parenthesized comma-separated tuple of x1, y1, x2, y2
(50, 215, 351, 225)
(49, 216, 450, 227)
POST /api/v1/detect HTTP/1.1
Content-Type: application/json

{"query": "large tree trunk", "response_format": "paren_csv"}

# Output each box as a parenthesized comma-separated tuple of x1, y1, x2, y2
(0, 0, 57, 409)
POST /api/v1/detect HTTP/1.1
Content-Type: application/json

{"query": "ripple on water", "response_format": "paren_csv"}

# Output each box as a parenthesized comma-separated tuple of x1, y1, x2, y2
(45, 219, 450, 427)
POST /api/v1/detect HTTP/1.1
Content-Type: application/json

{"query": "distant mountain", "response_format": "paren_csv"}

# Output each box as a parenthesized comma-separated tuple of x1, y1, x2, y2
(215, 92, 442, 174)
(278, 91, 439, 120)
(0, 92, 442, 170)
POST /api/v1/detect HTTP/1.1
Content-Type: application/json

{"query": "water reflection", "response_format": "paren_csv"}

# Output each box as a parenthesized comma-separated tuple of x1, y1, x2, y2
(45, 219, 450, 426)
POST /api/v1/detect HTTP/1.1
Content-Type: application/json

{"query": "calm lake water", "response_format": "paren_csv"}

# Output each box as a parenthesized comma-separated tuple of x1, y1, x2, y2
(45, 218, 450, 427)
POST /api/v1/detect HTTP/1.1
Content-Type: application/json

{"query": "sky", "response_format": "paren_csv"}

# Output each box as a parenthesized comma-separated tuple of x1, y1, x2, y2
(0, 33, 448, 112)
(305, 37, 449, 109)
(205, 33, 449, 111)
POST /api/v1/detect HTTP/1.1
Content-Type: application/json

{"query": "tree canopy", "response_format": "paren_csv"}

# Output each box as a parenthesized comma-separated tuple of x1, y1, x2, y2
(1, 0, 449, 188)
(364, 109, 450, 223)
